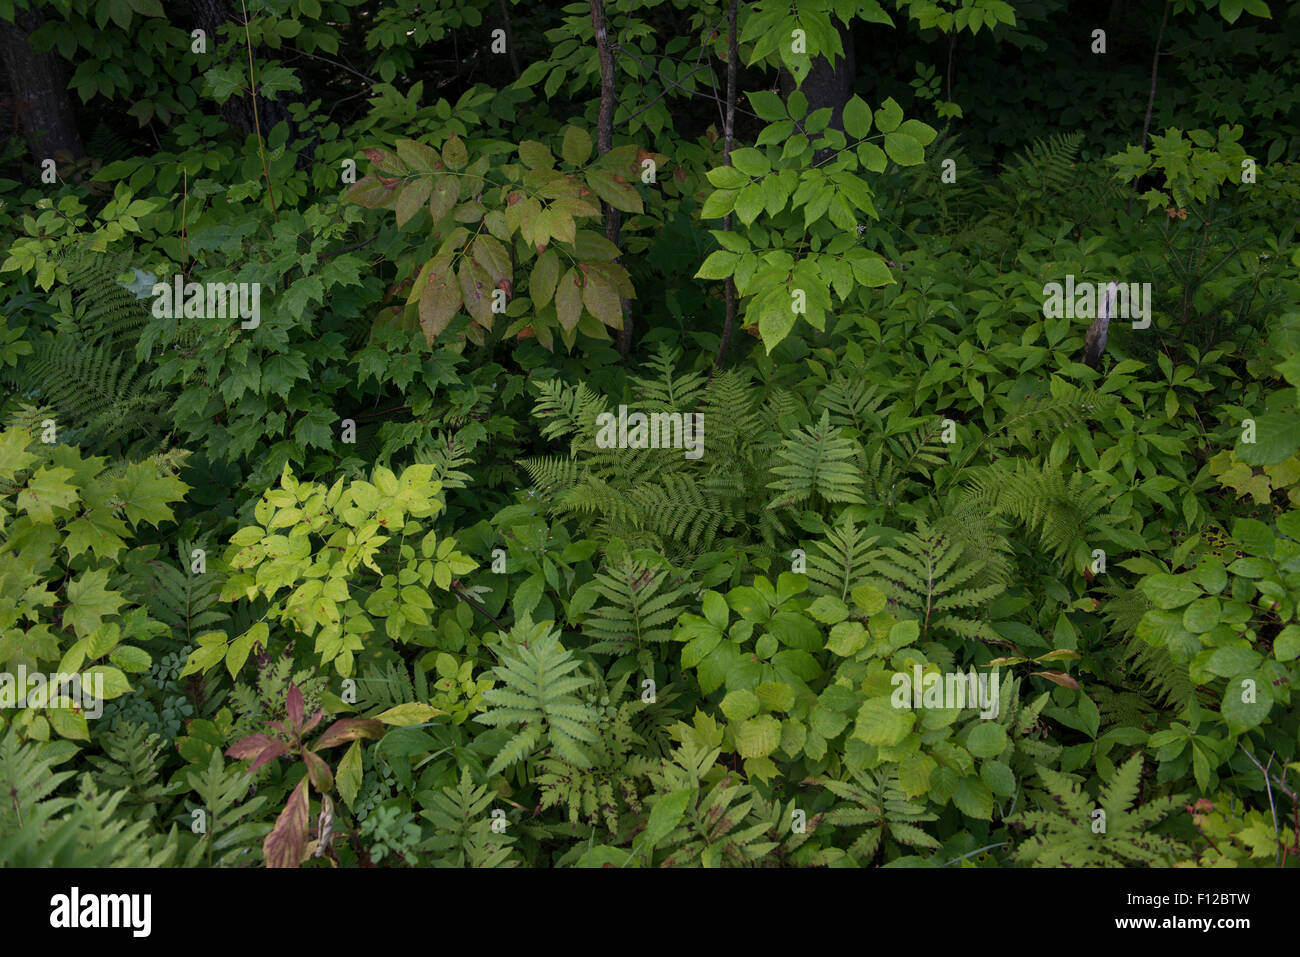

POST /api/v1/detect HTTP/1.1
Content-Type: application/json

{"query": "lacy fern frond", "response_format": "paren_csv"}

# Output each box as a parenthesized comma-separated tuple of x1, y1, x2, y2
(182, 750, 270, 866)
(477, 616, 600, 775)
(531, 378, 609, 451)
(582, 558, 691, 665)
(816, 371, 888, 435)
(422, 767, 518, 867)
(867, 521, 1005, 642)
(1011, 754, 1188, 867)
(767, 409, 866, 509)
(999, 131, 1085, 198)
(631, 343, 707, 409)
(957, 460, 1107, 563)
(123, 538, 229, 647)
(537, 681, 658, 834)
(820, 767, 940, 863)
(804, 519, 880, 602)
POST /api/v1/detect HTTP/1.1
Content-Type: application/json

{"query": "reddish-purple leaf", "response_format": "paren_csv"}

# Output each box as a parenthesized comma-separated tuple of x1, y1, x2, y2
(302, 749, 334, 794)
(226, 734, 290, 774)
(264, 777, 311, 869)
(302, 708, 324, 737)
(286, 684, 304, 729)
(315, 718, 385, 749)
(1032, 670, 1081, 690)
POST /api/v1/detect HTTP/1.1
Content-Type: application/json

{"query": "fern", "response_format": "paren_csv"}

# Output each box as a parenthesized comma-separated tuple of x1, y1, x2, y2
(816, 371, 888, 436)
(767, 409, 866, 509)
(4, 250, 172, 456)
(821, 767, 941, 863)
(536, 675, 659, 834)
(999, 131, 1085, 200)
(354, 659, 427, 712)
(582, 558, 691, 668)
(84, 722, 177, 823)
(631, 343, 707, 409)
(872, 417, 948, 505)
(421, 767, 518, 867)
(182, 750, 270, 866)
(0, 731, 178, 865)
(956, 460, 1108, 564)
(1011, 754, 1188, 867)
(804, 519, 880, 602)
(866, 520, 1005, 642)
(476, 616, 600, 775)
(123, 537, 229, 648)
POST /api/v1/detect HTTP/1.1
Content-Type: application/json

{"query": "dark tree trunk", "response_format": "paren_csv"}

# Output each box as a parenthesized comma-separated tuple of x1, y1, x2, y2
(186, 0, 302, 151)
(0, 7, 84, 160)
(779, 20, 855, 166)
(589, 0, 633, 358)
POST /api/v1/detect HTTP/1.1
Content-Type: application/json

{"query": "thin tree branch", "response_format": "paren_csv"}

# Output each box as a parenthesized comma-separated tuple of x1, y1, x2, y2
(498, 0, 521, 79)
(713, 0, 740, 371)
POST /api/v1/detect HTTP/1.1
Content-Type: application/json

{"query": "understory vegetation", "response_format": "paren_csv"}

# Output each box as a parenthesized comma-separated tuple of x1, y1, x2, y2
(0, 0, 1298, 868)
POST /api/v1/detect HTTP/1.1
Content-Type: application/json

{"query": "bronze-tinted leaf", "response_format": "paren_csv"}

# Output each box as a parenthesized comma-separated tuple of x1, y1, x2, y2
(428, 176, 460, 223)
(458, 258, 493, 326)
(530, 249, 559, 307)
(472, 235, 511, 285)
(586, 168, 643, 214)
(363, 147, 405, 175)
(442, 133, 468, 170)
(343, 175, 394, 209)
(395, 178, 432, 228)
(396, 138, 439, 173)
(286, 684, 304, 728)
(581, 268, 622, 328)
(316, 717, 385, 749)
(302, 748, 334, 793)
(418, 269, 461, 345)
(226, 733, 289, 773)
(555, 267, 582, 331)
(264, 777, 310, 869)
(1032, 670, 1081, 690)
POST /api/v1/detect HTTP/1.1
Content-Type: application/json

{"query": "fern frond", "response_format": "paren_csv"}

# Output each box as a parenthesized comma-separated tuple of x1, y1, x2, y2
(477, 617, 600, 775)
(767, 409, 865, 510)
(804, 519, 880, 602)
(1011, 755, 1188, 867)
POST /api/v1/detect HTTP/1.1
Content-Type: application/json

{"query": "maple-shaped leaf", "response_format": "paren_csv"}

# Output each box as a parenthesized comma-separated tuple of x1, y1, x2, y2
(0, 428, 37, 476)
(110, 461, 186, 527)
(63, 568, 125, 639)
(62, 515, 128, 562)
(17, 465, 79, 524)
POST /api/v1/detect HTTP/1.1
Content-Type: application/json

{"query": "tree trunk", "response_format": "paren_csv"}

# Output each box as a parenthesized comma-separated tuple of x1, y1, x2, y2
(588, 0, 633, 358)
(186, 0, 300, 146)
(0, 7, 84, 161)
(779, 20, 855, 166)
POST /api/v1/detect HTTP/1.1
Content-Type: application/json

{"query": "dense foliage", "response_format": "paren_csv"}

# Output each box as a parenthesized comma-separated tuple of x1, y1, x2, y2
(0, 0, 1298, 868)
